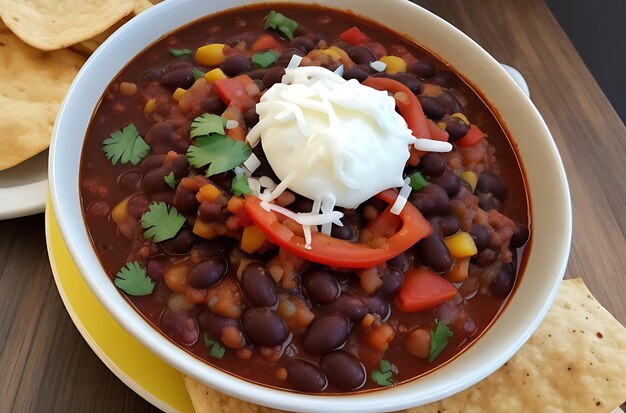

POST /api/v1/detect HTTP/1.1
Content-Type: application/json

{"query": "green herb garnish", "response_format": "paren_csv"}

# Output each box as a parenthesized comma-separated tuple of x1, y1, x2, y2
(429, 319, 454, 362)
(164, 172, 177, 189)
(251, 50, 280, 68)
(371, 359, 396, 386)
(191, 113, 227, 138)
(202, 333, 226, 359)
(113, 261, 154, 296)
(102, 123, 150, 166)
(231, 172, 252, 196)
(168, 48, 192, 57)
(187, 134, 252, 177)
(140, 202, 185, 242)
(264, 10, 298, 40)
(193, 67, 206, 81)
(408, 171, 429, 191)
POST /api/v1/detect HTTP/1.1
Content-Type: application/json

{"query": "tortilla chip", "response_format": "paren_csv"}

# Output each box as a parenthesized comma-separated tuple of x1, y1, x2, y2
(0, 0, 135, 50)
(69, 0, 153, 57)
(0, 23, 85, 170)
(183, 278, 626, 413)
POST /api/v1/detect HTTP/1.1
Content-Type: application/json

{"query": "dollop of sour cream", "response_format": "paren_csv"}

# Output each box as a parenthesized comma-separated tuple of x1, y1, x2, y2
(247, 65, 416, 210)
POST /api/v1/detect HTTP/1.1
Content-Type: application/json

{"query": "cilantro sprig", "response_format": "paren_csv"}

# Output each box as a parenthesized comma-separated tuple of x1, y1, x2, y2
(140, 202, 186, 242)
(193, 67, 206, 81)
(164, 172, 177, 189)
(231, 171, 252, 196)
(251, 50, 280, 68)
(264, 10, 298, 40)
(191, 113, 227, 138)
(203, 333, 226, 359)
(187, 134, 252, 177)
(102, 123, 150, 166)
(429, 319, 453, 362)
(114, 261, 154, 296)
(408, 171, 429, 191)
(371, 359, 397, 386)
(168, 48, 192, 57)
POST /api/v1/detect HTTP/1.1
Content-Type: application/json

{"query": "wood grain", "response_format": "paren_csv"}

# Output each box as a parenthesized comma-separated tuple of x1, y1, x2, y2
(1, 0, 624, 412)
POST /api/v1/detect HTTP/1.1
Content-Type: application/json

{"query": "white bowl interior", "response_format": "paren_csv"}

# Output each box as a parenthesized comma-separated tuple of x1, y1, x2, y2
(49, 0, 571, 411)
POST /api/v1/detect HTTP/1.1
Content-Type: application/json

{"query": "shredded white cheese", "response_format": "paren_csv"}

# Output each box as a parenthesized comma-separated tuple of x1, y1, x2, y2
(390, 178, 412, 215)
(226, 120, 239, 129)
(243, 152, 261, 173)
(414, 139, 453, 153)
(260, 201, 344, 227)
(333, 64, 345, 77)
(370, 61, 387, 72)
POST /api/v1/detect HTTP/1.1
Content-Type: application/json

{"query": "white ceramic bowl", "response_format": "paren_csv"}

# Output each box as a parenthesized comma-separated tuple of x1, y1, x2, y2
(49, 0, 572, 411)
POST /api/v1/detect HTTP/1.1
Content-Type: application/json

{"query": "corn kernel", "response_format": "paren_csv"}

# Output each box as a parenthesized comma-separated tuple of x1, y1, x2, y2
(144, 98, 156, 114)
(451, 112, 470, 125)
(379, 55, 407, 74)
(196, 183, 221, 203)
(444, 231, 477, 259)
(204, 68, 228, 83)
(460, 170, 478, 192)
(195, 43, 226, 66)
(111, 197, 130, 225)
(172, 87, 186, 102)
(241, 225, 267, 254)
(321, 48, 341, 60)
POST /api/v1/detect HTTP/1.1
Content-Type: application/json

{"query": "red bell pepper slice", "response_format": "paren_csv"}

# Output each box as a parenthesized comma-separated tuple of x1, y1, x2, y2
(214, 75, 260, 111)
(395, 268, 458, 312)
(339, 26, 369, 46)
(455, 125, 484, 148)
(244, 189, 431, 268)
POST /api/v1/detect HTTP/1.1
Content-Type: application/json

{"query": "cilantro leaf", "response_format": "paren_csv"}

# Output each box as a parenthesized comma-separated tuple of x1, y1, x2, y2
(251, 50, 280, 68)
(202, 333, 225, 359)
(140, 202, 186, 242)
(187, 134, 252, 177)
(113, 261, 154, 296)
(164, 172, 177, 189)
(408, 171, 429, 191)
(371, 359, 396, 386)
(429, 319, 454, 362)
(193, 67, 206, 81)
(231, 173, 252, 196)
(168, 48, 192, 57)
(102, 123, 150, 166)
(264, 10, 298, 40)
(191, 113, 227, 138)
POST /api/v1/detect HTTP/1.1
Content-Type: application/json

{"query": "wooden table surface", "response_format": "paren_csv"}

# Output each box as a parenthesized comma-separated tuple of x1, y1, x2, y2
(1, 0, 625, 412)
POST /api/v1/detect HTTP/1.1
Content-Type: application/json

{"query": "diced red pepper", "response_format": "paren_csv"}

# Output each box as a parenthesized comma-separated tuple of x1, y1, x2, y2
(455, 125, 484, 148)
(339, 26, 369, 46)
(214, 75, 260, 111)
(395, 268, 458, 312)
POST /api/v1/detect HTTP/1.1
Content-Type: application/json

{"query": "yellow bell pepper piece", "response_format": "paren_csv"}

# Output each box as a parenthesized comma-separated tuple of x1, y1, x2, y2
(196, 184, 221, 203)
(204, 68, 228, 83)
(444, 231, 477, 259)
(193, 219, 218, 240)
(111, 197, 130, 225)
(460, 171, 478, 193)
(195, 43, 225, 66)
(241, 225, 267, 254)
(172, 87, 186, 102)
(380, 55, 407, 74)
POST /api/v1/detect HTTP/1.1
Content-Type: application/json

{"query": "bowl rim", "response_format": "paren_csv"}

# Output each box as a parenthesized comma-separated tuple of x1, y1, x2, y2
(49, 0, 572, 411)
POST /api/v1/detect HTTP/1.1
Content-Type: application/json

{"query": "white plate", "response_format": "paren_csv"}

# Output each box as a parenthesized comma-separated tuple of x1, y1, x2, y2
(0, 150, 48, 220)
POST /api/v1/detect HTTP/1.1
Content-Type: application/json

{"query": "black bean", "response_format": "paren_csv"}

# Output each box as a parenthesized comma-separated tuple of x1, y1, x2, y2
(201, 93, 227, 115)
(431, 170, 461, 197)
(437, 213, 461, 237)
(198, 310, 245, 349)
(391, 73, 423, 95)
(378, 268, 404, 298)
(159, 68, 195, 89)
(142, 68, 165, 83)
(160, 308, 198, 346)
(188, 257, 227, 289)
(289, 194, 314, 213)
(320, 351, 366, 390)
(348, 46, 376, 65)
(253, 78, 266, 92)
(490, 265, 515, 298)
(241, 262, 278, 308)
(243, 108, 259, 129)
(476, 172, 508, 201)
(289, 36, 316, 53)
(277, 48, 305, 67)
(510, 224, 530, 248)
(263, 66, 286, 89)
(443, 116, 470, 142)
(150, 191, 175, 205)
(417, 152, 446, 178)
(302, 267, 341, 305)
(251, 145, 279, 182)
(173, 185, 200, 216)
(332, 39, 352, 51)
(220, 55, 251, 77)
(242, 307, 289, 347)
(209, 171, 234, 192)
(408, 59, 436, 79)
(343, 67, 368, 83)
(167, 60, 194, 72)
(246, 68, 269, 80)
(140, 154, 166, 173)
(470, 224, 491, 251)
(474, 248, 498, 266)
(331, 219, 354, 241)
(478, 193, 502, 211)
(161, 228, 196, 254)
(286, 359, 328, 392)
(118, 170, 142, 190)
(418, 96, 446, 120)
(387, 251, 412, 273)
(366, 296, 391, 320)
(416, 233, 452, 272)
(436, 90, 465, 114)
(303, 312, 351, 354)
(322, 293, 368, 322)
(127, 195, 150, 219)
(198, 201, 227, 223)
(86, 201, 109, 220)
(409, 184, 449, 216)
(429, 70, 457, 88)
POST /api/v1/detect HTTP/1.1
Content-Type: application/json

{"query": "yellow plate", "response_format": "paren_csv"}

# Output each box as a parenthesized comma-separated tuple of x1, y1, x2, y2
(45, 197, 195, 413)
